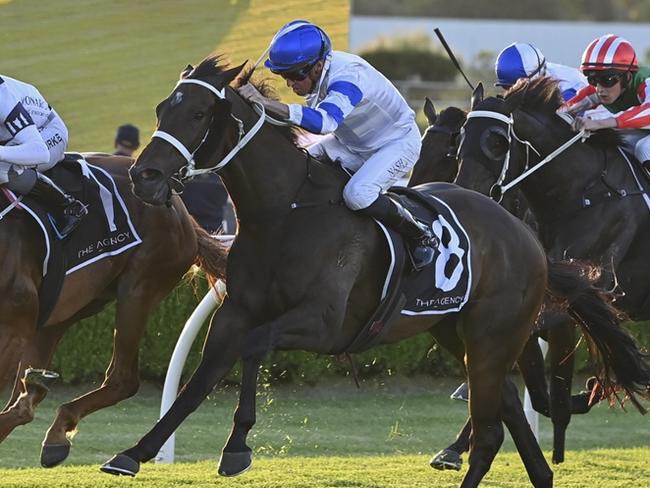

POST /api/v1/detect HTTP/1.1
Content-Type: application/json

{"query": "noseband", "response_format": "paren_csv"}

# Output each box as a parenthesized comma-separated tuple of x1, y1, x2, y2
(152, 78, 267, 181)
(466, 110, 589, 202)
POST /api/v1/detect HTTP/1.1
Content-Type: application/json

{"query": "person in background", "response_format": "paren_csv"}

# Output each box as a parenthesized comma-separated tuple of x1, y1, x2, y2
(113, 123, 140, 157)
(180, 173, 232, 234)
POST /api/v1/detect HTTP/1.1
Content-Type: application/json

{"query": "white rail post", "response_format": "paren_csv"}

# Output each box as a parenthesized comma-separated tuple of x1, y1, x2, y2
(155, 281, 225, 463)
(524, 338, 549, 441)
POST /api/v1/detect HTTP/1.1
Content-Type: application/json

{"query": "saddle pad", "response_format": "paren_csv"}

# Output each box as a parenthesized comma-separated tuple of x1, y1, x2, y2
(1, 157, 142, 325)
(386, 187, 472, 315)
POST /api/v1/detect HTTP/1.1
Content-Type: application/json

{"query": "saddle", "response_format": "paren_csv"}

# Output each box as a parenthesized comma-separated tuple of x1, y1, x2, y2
(343, 186, 472, 353)
(1, 154, 142, 326)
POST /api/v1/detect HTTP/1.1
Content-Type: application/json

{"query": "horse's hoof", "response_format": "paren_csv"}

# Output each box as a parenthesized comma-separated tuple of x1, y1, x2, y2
(25, 368, 60, 392)
(430, 448, 463, 471)
(40, 443, 70, 468)
(100, 453, 140, 477)
(218, 450, 253, 477)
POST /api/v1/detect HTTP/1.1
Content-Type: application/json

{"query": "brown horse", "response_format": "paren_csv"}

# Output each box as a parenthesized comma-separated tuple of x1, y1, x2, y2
(0, 154, 227, 467)
(100, 56, 649, 488)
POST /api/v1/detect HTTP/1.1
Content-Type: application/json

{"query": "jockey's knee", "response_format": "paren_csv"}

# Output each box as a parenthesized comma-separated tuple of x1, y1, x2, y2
(634, 137, 650, 162)
(4, 167, 38, 194)
(343, 183, 378, 211)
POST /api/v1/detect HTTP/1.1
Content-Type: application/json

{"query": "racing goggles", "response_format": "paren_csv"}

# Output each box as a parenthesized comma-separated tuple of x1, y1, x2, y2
(272, 62, 316, 82)
(586, 72, 624, 88)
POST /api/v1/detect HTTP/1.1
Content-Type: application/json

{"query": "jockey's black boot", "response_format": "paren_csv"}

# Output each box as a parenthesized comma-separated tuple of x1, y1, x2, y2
(359, 194, 435, 271)
(28, 173, 88, 237)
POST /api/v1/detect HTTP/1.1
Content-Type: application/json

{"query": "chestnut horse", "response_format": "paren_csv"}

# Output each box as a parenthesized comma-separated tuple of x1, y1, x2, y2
(0, 154, 227, 467)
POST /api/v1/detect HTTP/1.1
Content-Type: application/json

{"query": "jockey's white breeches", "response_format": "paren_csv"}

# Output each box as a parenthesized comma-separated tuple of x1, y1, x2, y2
(0, 111, 68, 184)
(307, 125, 422, 210)
(618, 129, 650, 163)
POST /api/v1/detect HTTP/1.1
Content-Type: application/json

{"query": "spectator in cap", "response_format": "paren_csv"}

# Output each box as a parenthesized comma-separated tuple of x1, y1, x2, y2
(114, 123, 140, 157)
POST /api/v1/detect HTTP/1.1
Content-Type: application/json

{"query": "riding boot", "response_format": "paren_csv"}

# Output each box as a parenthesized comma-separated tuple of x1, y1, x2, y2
(359, 194, 435, 271)
(28, 173, 88, 237)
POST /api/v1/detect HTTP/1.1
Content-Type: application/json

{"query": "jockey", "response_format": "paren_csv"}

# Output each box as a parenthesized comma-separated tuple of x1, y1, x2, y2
(561, 35, 650, 174)
(495, 43, 586, 101)
(238, 20, 434, 269)
(0, 74, 87, 235)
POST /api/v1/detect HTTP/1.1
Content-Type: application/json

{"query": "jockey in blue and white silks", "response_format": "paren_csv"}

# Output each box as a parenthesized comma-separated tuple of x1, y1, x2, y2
(0, 74, 86, 235)
(238, 20, 434, 270)
(495, 43, 587, 101)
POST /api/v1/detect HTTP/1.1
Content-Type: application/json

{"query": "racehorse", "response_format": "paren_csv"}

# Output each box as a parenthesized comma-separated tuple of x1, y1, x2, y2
(100, 55, 650, 488)
(411, 95, 610, 467)
(0, 154, 227, 467)
(453, 76, 650, 462)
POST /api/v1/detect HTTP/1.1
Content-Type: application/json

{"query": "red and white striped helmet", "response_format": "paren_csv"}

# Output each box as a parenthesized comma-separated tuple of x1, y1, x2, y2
(581, 34, 638, 72)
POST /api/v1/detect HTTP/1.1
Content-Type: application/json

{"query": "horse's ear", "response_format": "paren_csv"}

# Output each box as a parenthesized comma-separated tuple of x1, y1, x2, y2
(220, 61, 248, 87)
(179, 64, 194, 80)
(470, 82, 484, 111)
(502, 86, 527, 114)
(423, 97, 437, 125)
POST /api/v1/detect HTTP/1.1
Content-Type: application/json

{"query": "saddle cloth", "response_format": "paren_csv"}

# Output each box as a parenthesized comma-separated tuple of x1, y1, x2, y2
(344, 186, 472, 353)
(1, 156, 142, 326)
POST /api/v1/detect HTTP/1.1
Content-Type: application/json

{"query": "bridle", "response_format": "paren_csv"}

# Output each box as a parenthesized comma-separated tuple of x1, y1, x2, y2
(465, 109, 589, 202)
(151, 78, 267, 182)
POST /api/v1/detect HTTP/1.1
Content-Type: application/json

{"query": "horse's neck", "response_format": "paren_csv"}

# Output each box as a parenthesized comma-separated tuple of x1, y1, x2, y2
(219, 118, 308, 224)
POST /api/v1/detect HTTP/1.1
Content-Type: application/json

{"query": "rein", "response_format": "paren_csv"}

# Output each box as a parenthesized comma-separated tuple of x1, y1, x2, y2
(466, 110, 590, 202)
(152, 78, 267, 180)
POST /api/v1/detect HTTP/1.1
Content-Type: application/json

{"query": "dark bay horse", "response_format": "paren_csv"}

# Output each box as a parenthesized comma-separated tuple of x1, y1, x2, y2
(100, 56, 649, 488)
(411, 95, 611, 467)
(453, 76, 650, 459)
(0, 154, 227, 467)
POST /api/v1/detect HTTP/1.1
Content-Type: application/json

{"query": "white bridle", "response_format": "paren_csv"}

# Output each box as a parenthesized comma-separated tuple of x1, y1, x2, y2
(151, 78, 267, 178)
(465, 110, 590, 201)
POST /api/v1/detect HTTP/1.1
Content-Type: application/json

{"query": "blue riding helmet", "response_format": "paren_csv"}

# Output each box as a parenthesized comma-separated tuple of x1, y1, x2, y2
(265, 20, 332, 74)
(495, 43, 546, 88)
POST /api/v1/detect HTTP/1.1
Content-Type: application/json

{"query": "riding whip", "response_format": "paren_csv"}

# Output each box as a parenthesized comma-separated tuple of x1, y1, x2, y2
(434, 28, 475, 91)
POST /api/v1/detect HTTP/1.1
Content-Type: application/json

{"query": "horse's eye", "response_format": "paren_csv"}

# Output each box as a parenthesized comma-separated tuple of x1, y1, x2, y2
(194, 112, 205, 120)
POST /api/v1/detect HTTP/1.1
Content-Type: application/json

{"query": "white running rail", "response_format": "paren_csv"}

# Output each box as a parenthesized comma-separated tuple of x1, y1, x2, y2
(524, 338, 549, 442)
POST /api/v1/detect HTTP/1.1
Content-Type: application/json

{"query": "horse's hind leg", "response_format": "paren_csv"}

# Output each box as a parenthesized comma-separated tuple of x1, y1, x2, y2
(501, 377, 553, 487)
(547, 321, 576, 464)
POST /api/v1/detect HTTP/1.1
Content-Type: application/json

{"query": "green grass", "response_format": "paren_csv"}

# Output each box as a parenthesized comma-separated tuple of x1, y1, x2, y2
(0, 0, 349, 153)
(0, 378, 648, 486)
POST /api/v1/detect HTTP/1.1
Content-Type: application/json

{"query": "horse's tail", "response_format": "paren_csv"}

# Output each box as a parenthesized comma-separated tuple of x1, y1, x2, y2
(192, 220, 228, 285)
(546, 258, 650, 412)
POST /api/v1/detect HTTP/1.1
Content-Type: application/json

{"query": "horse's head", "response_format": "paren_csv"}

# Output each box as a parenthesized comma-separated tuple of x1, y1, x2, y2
(456, 78, 567, 202)
(409, 98, 466, 186)
(130, 56, 247, 206)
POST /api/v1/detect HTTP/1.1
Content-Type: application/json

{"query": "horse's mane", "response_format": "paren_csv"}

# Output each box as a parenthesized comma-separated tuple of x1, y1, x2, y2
(504, 77, 622, 147)
(189, 54, 305, 147)
(437, 106, 466, 131)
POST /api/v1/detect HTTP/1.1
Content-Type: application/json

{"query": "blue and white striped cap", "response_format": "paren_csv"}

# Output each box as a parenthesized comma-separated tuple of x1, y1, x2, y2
(495, 43, 546, 88)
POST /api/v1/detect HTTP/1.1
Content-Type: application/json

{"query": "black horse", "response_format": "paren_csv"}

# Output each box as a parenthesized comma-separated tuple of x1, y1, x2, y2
(411, 96, 612, 468)
(453, 76, 650, 459)
(99, 56, 649, 488)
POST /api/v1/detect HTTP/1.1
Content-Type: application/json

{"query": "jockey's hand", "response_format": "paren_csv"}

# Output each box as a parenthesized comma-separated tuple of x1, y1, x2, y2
(237, 83, 266, 105)
(572, 116, 617, 132)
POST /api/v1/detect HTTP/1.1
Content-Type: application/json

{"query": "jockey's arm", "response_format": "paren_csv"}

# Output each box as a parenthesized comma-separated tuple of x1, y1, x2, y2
(561, 85, 599, 116)
(286, 75, 363, 135)
(0, 118, 49, 166)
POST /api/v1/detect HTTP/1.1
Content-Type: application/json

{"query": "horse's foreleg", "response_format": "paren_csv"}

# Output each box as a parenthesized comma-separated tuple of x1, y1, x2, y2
(100, 300, 250, 477)
(517, 332, 551, 416)
(40, 284, 163, 468)
(218, 356, 262, 477)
